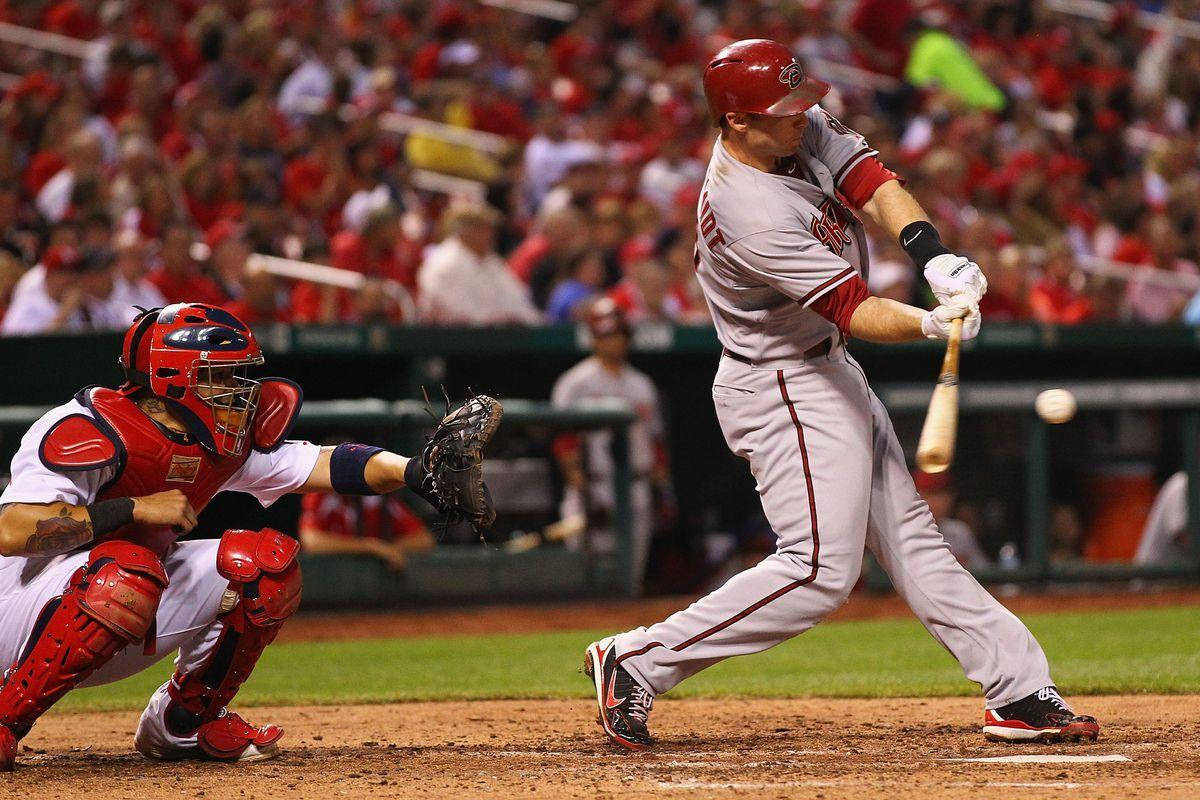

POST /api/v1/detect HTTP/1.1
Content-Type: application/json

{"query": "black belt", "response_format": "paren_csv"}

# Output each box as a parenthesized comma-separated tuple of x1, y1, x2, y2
(723, 337, 832, 366)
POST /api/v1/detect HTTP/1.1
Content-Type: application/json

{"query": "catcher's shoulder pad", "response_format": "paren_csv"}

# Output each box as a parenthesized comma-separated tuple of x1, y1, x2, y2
(216, 528, 299, 582)
(38, 412, 122, 472)
(252, 378, 303, 453)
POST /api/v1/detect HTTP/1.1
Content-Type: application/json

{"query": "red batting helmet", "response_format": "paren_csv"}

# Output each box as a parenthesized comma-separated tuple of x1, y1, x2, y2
(119, 303, 265, 456)
(702, 39, 830, 124)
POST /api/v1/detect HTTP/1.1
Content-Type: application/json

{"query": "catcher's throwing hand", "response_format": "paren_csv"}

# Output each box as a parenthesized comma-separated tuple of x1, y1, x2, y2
(405, 394, 503, 533)
(923, 253, 988, 306)
(921, 301, 981, 340)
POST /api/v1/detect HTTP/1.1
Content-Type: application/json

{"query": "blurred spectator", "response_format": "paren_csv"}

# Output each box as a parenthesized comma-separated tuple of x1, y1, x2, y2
(608, 258, 681, 323)
(226, 269, 289, 326)
(551, 300, 671, 590)
(299, 491, 434, 571)
(978, 246, 1031, 322)
(519, 206, 592, 309)
(292, 205, 414, 324)
(35, 129, 104, 223)
(0, 2, 1196, 332)
(546, 251, 606, 323)
(638, 134, 705, 214)
(1, 245, 86, 334)
(1029, 240, 1094, 324)
(147, 220, 227, 306)
(867, 258, 916, 304)
(1115, 214, 1199, 323)
(111, 229, 166, 310)
(914, 470, 990, 570)
(78, 246, 141, 330)
(418, 204, 540, 325)
(522, 106, 602, 213)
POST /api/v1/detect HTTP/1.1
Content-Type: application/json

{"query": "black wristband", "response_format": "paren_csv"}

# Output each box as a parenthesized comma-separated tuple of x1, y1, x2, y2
(403, 453, 427, 491)
(329, 443, 384, 495)
(899, 221, 951, 268)
(86, 497, 135, 536)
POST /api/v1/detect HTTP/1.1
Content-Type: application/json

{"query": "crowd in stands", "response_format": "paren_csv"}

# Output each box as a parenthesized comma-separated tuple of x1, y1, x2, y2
(3, 0, 1200, 335)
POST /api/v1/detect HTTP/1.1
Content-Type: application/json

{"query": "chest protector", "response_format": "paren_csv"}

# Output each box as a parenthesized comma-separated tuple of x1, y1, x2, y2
(39, 380, 303, 555)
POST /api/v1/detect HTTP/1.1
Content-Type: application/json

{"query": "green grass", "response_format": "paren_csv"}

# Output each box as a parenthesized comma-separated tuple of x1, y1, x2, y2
(55, 606, 1200, 714)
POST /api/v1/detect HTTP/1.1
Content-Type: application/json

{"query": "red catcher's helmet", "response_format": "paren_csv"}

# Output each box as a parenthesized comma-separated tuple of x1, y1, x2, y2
(703, 39, 830, 124)
(119, 303, 265, 456)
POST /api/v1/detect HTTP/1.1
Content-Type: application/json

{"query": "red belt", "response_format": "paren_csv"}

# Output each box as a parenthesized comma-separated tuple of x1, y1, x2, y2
(723, 337, 833, 366)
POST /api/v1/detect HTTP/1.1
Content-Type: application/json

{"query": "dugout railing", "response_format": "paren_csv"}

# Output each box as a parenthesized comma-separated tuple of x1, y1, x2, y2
(0, 399, 639, 605)
(874, 378, 1200, 586)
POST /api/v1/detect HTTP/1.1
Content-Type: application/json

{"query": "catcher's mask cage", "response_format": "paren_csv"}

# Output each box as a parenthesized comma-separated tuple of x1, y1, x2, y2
(189, 356, 264, 456)
(119, 303, 266, 457)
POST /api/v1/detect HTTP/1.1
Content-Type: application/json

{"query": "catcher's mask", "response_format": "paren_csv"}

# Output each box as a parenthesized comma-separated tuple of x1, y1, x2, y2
(119, 303, 264, 456)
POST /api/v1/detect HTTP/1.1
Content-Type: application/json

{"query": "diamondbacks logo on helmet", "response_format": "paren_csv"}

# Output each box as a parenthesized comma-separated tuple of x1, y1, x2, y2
(779, 62, 804, 90)
(811, 200, 852, 257)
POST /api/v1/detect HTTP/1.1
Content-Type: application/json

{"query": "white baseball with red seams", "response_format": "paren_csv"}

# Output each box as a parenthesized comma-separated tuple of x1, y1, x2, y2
(607, 105, 1055, 709)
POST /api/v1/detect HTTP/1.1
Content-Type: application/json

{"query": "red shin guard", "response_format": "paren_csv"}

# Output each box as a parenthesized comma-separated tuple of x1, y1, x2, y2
(0, 541, 168, 739)
(165, 529, 300, 737)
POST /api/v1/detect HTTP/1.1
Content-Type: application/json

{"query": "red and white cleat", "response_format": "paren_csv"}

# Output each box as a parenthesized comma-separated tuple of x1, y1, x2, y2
(136, 709, 283, 763)
(982, 687, 1100, 743)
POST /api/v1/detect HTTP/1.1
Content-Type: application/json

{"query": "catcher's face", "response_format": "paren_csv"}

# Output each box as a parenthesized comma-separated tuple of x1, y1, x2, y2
(191, 358, 263, 455)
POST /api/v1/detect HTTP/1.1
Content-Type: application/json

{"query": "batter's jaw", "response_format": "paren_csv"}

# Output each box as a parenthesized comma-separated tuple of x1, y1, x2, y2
(583, 638, 655, 751)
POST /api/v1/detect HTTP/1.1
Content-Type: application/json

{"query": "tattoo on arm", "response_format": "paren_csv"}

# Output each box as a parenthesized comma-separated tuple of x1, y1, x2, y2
(24, 507, 94, 555)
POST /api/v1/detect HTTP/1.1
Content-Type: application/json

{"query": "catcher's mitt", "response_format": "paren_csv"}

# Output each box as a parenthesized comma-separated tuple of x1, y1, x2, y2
(405, 392, 503, 534)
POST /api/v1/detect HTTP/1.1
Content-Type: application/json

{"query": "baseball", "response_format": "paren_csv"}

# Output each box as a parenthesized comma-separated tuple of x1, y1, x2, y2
(1035, 388, 1077, 424)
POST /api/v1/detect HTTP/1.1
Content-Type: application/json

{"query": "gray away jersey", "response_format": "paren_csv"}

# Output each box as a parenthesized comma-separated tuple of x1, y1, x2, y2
(695, 104, 878, 365)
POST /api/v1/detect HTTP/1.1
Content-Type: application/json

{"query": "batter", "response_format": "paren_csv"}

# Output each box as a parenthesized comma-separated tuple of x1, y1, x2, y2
(0, 302, 500, 768)
(584, 39, 1099, 749)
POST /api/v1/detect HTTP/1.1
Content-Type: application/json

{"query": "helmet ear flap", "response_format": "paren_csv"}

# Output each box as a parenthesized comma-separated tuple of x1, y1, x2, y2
(120, 308, 161, 388)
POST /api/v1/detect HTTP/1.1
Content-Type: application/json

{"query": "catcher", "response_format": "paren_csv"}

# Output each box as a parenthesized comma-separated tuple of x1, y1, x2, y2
(0, 302, 501, 767)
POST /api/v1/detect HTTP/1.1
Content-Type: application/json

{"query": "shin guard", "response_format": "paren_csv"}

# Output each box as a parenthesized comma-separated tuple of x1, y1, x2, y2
(0, 541, 168, 739)
(165, 529, 300, 737)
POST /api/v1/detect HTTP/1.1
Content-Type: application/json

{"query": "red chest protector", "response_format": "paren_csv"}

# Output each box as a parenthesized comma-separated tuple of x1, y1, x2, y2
(39, 380, 303, 555)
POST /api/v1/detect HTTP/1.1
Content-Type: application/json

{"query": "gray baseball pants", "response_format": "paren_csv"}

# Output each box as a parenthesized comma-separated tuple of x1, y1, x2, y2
(612, 345, 1052, 708)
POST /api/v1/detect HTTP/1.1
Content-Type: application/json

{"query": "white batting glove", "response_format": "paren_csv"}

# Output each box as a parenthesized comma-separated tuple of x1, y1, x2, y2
(923, 253, 988, 305)
(921, 301, 981, 341)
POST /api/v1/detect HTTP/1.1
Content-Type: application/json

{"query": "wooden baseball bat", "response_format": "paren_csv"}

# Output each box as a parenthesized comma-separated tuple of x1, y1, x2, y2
(915, 317, 963, 474)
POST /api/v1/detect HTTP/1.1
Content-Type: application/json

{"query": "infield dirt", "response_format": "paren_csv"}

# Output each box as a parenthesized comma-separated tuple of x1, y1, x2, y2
(4, 695, 1197, 799)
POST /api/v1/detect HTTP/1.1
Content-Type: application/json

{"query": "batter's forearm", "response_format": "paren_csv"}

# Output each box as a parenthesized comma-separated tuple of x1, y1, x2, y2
(0, 502, 94, 557)
(846, 296, 927, 343)
(861, 179, 930, 240)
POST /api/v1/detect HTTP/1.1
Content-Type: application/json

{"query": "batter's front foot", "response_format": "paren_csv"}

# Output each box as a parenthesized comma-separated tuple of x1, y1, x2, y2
(982, 686, 1100, 743)
(583, 638, 655, 751)
(0, 723, 16, 770)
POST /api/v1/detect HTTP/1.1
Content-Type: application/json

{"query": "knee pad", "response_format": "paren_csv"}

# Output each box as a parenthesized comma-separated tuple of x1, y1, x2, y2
(0, 542, 167, 737)
(79, 540, 170, 640)
(166, 529, 300, 735)
(215, 528, 302, 629)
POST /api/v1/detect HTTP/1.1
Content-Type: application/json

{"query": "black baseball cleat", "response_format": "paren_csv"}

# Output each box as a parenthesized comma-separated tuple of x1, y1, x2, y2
(982, 686, 1100, 743)
(583, 638, 655, 751)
